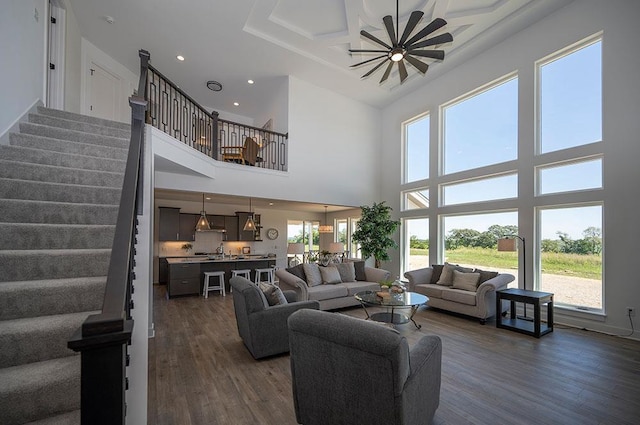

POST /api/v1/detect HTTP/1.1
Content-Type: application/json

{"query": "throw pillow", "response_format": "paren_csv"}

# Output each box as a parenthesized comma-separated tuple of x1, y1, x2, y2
(352, 261, 367, 281)
(303, 263, 323, 287)
(430, 264, 445, 284)
(286, 263, 307, 282)
(258, 282, 288, 306)
(451, 270, 481, 292)
(335, 262, 356, 282)
(320, 266, 342, 284)
(475, 269, 499, 284)
(436, 262, 474, 286)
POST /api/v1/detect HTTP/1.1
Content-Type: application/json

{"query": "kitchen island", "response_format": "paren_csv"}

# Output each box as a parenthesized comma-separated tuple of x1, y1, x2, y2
(166, 256, 277, 298)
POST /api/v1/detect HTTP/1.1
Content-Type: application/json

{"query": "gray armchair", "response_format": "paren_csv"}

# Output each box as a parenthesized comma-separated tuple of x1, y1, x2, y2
(230, 276, 319, 359)
(288, 309, 442, 425)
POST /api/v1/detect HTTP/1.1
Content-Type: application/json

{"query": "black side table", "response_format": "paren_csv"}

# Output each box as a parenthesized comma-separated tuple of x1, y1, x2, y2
(496, 288, 554, 338)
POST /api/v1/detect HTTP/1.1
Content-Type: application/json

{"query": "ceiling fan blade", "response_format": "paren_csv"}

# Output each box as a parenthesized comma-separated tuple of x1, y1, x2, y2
(360, 30, 392, 50)
(404, 18, 447, 47)
(399, 11, 424, 45)
(383, 15, 397, 46)
(407, 49, 445, 60)
(404, 55, 429, 74)
(398, 60, 408, 83)
(349, 49, 390, 54)
(380, 61, 394, 84)
(362, 58, 390, 78)
(351, 55, 387, 68)
(408, 33, 453, 49)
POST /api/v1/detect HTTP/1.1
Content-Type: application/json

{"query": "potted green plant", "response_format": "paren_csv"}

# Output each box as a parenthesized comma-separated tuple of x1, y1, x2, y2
(352, 201, 400, 268)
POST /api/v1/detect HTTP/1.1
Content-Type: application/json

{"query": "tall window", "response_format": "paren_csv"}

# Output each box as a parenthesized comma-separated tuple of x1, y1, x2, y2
(442, 212, 518, 287)
(403, 218, 429, 274)
(404, 114, 429, 183)
(287, 220, 319, 254)
(336, 217, 361, 259)
(442, 76, 518, 174)
(536, 34, 604, 311)
(538, 205, 602, 310)
(539, 38, 602, 153)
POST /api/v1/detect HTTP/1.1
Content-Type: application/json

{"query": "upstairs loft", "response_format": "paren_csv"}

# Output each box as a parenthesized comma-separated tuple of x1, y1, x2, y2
(143, 51, 288, 172)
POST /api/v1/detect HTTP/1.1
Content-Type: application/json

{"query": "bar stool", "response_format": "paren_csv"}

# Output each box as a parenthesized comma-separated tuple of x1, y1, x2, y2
(254, 268, 274, 285)
(203, 271, 225, 298)
(271, 266, 280, 286)
(231, 269, 251, 292)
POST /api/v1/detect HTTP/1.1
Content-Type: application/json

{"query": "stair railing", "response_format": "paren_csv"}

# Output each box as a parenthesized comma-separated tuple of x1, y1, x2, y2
(67, 49, 149, 425)
(145, 53, 288, 171)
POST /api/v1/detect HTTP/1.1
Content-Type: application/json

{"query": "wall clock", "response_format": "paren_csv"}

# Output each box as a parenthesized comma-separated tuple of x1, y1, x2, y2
(266, 228, 279, 240)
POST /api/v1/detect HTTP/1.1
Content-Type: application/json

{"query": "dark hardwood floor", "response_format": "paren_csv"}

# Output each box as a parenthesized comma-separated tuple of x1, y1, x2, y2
(148, 285, 640, 425)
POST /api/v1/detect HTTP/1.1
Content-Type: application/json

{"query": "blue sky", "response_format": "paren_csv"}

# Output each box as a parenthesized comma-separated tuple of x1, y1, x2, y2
(404, 40, 602, 241)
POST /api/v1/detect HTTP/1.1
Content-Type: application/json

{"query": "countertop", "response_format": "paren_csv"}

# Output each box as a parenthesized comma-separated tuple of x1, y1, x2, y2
(166, 256, 278, 265)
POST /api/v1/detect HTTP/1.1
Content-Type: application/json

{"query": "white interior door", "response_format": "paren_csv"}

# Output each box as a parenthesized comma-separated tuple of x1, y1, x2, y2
(47, 1, 65, 109)
(88, 62, 120, 121)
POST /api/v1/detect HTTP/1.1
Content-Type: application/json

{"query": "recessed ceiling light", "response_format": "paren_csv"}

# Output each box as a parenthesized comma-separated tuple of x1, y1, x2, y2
(205, 197, 211, 200)
(247, 79, 254, 84)
(233, 102, 239, 106)
(269, 202, 274, 206)
(176, 55, 185, 61)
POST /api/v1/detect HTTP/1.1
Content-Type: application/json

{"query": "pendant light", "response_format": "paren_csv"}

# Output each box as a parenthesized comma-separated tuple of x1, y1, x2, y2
(195, 193, 211, 232)
(318, 205, 333, 233)
(243, 197, 256, 231)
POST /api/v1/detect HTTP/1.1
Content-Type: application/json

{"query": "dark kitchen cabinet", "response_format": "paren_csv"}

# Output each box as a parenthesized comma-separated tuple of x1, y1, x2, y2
(168, 263, 200, 297)
(179, 213, 198, 241)
(159, 207, 180, 241)
(207, 215, 226, 230)
(224, 215, 238, 241)
(159, 258, 168, 284)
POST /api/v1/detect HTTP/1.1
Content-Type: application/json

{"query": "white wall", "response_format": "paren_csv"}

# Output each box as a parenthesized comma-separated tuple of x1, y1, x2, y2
(253, 76, 289, 134)
(0, 0, 47, 140)
(379, 0, 640, 338)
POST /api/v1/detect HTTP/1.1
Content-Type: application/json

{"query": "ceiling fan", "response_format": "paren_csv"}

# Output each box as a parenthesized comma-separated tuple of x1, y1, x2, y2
(349, 0, 453, 84)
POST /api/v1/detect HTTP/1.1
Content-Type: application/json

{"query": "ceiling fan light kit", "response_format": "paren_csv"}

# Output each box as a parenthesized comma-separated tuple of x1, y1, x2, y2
(349, 0, 453, 84)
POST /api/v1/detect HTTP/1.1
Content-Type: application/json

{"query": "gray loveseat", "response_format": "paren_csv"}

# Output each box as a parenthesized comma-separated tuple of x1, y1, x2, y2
(230, 276, 319, 359)
(288, 309, 442, 425)
(404, 264, 514, 324)
(275, 261, 390, 310)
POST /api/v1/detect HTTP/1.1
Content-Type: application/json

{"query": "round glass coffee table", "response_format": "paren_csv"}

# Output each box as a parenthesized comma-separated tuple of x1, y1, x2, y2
(354, 290, 428, 329)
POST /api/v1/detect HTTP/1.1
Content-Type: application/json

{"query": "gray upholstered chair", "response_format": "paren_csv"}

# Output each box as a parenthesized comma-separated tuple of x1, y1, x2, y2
(230, 276, 319, 359)
(288, 309, 442, 425)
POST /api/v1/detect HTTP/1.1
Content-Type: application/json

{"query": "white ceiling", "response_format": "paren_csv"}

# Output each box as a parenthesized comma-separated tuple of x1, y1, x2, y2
(67, 0, 572, 119)
(69, 0, 572, 212)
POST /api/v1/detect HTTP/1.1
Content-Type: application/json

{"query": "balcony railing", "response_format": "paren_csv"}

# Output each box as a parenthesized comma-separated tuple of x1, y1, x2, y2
(145, 55, 288, 171)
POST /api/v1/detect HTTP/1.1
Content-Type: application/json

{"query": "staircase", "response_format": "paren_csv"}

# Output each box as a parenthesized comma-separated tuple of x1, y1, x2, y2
(0, 107, 130, 425)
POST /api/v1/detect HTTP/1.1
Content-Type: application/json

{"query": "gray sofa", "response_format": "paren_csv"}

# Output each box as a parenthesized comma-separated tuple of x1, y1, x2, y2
(288, 309, 442, 425)
(404, 265, 514, 324)
(275, 261, 390, 310)
(230, 276, 319, 359)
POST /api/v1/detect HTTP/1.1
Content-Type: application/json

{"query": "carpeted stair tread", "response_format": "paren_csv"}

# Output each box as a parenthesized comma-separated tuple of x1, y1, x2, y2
(19, 122, 128, 150)
(0, 199, 119, 224)
(0, 249, 112, 282)
(0, 356, 80, 425)
(23, 410, 79, 425)
(29, 113, 130, 139)
(0, 277, 106, 321)
(0, 223, 115, 250)
(0, 159, 124, 187)
(10, 132, 128, 161)
(0, 144, 126, 175)
(0, 311, 98, 368)
(37, 106, 130, 131)
(24, 410, 79, 425)
(0, 178, 121, 204)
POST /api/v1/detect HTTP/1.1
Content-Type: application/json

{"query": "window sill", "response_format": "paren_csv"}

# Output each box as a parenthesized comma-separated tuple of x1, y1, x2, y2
(553, 304, 606, 322)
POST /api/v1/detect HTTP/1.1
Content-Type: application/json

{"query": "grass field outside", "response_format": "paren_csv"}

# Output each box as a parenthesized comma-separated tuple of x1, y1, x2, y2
(409, 247, 602, 280)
